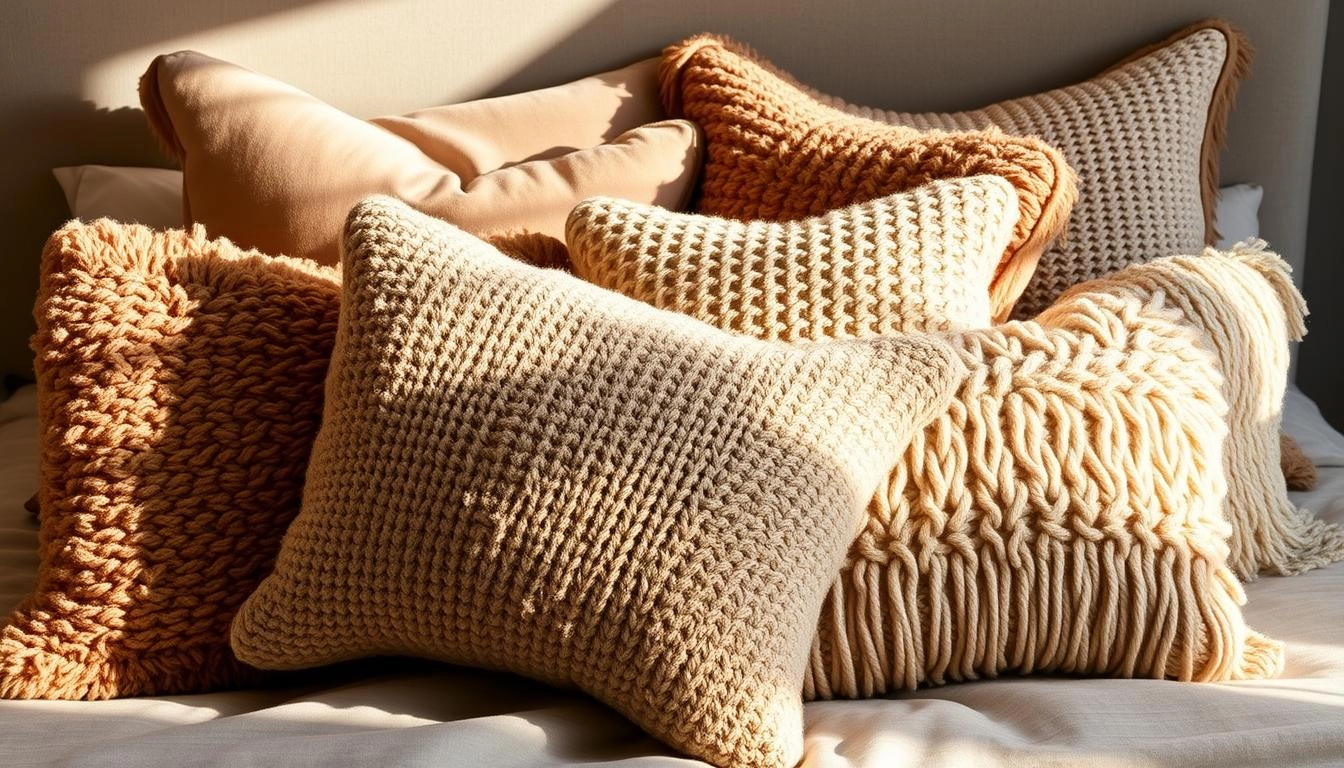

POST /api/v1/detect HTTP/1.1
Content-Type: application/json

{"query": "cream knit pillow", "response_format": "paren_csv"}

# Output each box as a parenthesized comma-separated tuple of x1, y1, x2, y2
(571, 196, 1340, 694)
(566, 176, 1019, 338)
(230, 196, 964, 768)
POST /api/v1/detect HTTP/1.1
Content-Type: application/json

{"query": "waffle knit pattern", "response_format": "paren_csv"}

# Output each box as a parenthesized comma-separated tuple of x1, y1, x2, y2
(1, 220, 338, 699)
(1073, 243, 1344, 579)
(566, 176, 1019, 338)
(659, 34, 1076, 321)
(230, 196, 964, 768)
(809, 20, 1251, 319)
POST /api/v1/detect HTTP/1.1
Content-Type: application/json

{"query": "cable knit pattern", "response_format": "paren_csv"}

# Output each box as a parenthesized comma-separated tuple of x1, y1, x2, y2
(1072, 244, 1344, 579)
(659, 33, 1076, 321)
(811, 251, 1302, 698)
(230, 196, 964, 768)
(566, 176, 1019, 338)
(795, 20, 1251, 319)
(1, 221, 338, 699)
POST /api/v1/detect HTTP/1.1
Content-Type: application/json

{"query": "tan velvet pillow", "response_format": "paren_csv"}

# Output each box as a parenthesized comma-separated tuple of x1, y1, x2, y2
(140, 51, 701, 266)
(0, 221, 337, 699)
(566, 175, 1020, 337)
(230, 196, 964, 768)
(658, 34, 1076, 320)
(802, 19, 1250, 318)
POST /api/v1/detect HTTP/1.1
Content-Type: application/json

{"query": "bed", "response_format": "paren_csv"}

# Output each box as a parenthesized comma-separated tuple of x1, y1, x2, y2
(2, 2, 1342, 767)
(1, 383, 1342, 767)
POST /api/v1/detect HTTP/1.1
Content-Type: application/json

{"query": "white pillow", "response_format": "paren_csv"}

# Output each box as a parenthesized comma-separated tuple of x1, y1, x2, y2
(51, 165, 183, 228)
(1283, 386, 1344, 467)
(1214, 182, 1263, 248)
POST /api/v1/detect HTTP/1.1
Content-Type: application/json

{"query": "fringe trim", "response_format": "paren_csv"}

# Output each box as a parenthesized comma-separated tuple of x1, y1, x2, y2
(804, 538, 1283, 700)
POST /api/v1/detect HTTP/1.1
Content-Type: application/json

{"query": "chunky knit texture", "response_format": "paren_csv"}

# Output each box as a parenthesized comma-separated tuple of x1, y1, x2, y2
(659, 34, 1076, 321)
(810, 252, 1304, 698)
(798, 20, 1252, 319)
(230, 196, 963, 768)
(579, 206, 1325, 693)
(2, 221, 338, 699)
(566, 176, 1019, 338)
(1074, 244, 1344, 579)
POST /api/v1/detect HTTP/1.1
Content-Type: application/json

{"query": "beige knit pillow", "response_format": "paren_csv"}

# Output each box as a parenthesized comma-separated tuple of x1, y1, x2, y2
(830, 19, 1251, 318)
(661, 19, 1250, 319)
(230, 196, 964, 768)
(566, 176, 1019, 338)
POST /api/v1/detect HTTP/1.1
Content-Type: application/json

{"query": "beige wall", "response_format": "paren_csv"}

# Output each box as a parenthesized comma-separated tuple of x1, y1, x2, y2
(0, 1, 1331, 393)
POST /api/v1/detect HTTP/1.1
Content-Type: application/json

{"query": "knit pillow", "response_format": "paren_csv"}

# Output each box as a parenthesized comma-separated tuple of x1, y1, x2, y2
(810, 249, 1325, 698)
(140, 51, 701, 266)
(1, 221, 338, 699)
(566, 176, 1019, 338)
(1091, 245, 1344, 580)
(659, 35, 1075, 321)
(579, 202, 1344, 694)
(662, 20, 1250, 319)
(229, 196, 963, 768)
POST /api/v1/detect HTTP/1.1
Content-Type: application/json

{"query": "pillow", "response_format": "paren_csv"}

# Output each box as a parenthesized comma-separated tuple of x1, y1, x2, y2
(809, 251, 1301, 697)
(661, 19, 1250, 319)
(1215, 183, 1264, 249)
(659, 36, 1074, 321)
(1280, 432, 1318, 491)
(567, 176, 1019, 337)
(1103, 244, 1344, 579)
(229, 196, 964, 768)
(1284, 385, 1344, 467)
(139, 51, 701, 266)
(571, 189, 1344, 692)
(51, 166, 183, 228)
(1, 221, 338, 699)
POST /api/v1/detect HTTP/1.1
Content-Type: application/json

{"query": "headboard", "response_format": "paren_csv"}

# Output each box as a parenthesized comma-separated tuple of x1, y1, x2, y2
(0, 0, 1330, 387)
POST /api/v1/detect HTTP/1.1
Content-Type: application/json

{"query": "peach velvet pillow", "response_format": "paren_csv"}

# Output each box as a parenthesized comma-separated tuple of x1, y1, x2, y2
(1, 221, 337, 699)
(140, 51, 701, 266)
(659, 34, 1076, 320)
(230, 196, 964, 768)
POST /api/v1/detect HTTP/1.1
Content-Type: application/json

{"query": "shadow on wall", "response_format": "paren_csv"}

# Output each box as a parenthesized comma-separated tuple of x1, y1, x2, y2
(0, 0, 1326, 389)
(0, 0, 336, 386)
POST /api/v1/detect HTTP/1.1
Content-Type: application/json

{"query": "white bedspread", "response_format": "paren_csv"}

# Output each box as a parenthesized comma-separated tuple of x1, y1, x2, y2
(2, 385, 1341, 768)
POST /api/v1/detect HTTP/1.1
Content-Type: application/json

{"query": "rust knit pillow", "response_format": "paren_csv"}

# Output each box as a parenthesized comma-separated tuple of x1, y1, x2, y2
(140, 51, 701, 266)
(566, 176, 1019, 337)
(664, 20, 1251, 319)
(0, 221, 338, 700)
(230, 196, 964, 768)
(659, 34, 1076, 320)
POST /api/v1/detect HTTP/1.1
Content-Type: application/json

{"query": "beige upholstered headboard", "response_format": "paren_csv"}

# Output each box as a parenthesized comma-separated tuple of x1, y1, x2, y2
(0, 0, 1331, 390)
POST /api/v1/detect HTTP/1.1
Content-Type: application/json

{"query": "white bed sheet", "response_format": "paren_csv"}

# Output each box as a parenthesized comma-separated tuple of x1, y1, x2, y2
(1, 385, 1341, 768)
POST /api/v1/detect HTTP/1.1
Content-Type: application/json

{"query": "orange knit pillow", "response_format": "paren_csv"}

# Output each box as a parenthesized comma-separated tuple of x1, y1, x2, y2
(0, 221, 337, 699)
(662, 20, 1251, 319)
(659, 34, 1076, 320)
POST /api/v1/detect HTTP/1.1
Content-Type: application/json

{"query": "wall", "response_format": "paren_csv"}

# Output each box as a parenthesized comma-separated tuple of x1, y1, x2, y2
(0, 0, 1332, 397)
(1299, 3, 1344, 428)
